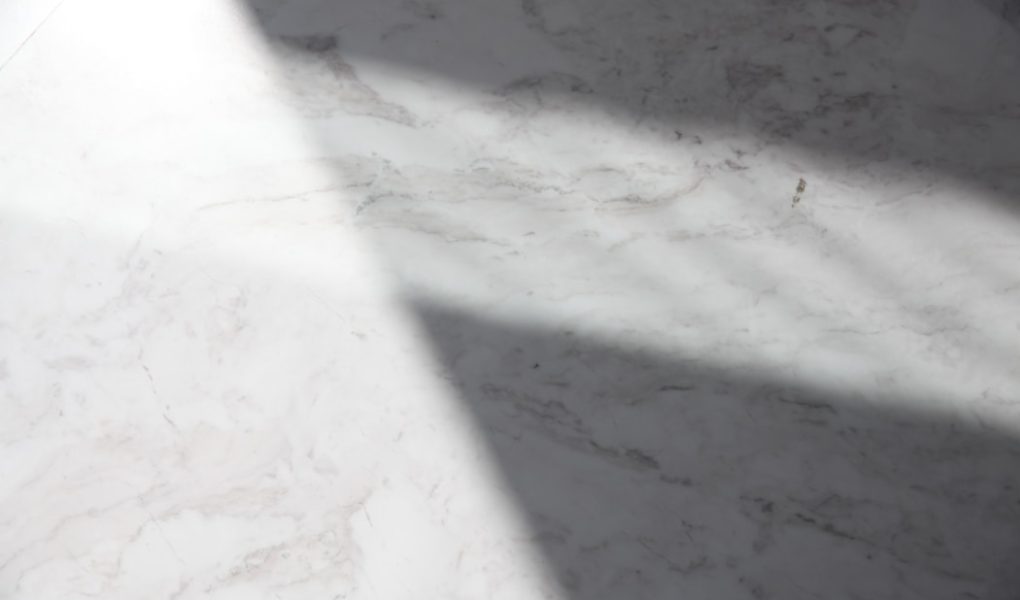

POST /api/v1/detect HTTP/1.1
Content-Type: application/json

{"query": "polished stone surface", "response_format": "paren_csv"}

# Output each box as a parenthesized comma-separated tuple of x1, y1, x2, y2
(2, 0, 1020, 598)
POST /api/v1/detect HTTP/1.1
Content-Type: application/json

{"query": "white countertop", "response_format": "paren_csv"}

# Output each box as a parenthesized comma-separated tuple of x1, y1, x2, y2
(2, 0, 1019, 597)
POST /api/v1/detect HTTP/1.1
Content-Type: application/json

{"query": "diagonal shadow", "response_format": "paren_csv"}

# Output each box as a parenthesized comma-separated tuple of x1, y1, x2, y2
(243, 0, 1020, 211)
(238, 0, 1020, 380)
(409, 298, 1020, 599)
(234, 0, 1020, 597)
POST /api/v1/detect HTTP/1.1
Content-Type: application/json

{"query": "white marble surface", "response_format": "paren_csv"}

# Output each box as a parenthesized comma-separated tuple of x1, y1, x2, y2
(2, 0, 1020, 598)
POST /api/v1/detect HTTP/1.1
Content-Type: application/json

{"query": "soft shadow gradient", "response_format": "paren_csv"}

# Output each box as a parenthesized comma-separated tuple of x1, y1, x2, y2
(411, 298, 1020, 599)
(244, 0, 1020, 210)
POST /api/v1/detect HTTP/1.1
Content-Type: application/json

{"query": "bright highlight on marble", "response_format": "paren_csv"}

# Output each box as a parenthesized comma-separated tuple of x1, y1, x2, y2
(1, 0, 1019, 598)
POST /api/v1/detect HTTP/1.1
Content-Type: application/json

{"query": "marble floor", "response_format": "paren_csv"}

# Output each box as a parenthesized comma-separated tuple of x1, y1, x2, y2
(2, 0, 1020, 598)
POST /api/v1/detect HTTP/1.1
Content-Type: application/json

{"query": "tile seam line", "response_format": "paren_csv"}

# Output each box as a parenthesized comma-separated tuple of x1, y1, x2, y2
(0, 0, 72, 78)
